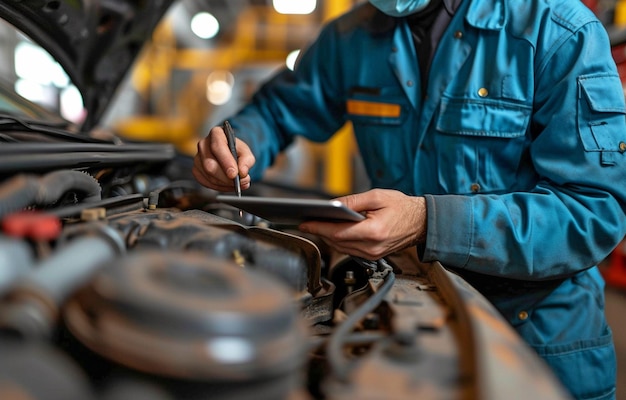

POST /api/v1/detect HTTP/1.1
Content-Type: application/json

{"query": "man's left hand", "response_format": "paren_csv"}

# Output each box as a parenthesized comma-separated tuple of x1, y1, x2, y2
(299, 189, 427, 260)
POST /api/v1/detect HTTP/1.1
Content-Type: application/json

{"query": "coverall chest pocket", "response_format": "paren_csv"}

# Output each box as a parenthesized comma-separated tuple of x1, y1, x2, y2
(347, 86, 413, 189)
(434, 97, 532, 194)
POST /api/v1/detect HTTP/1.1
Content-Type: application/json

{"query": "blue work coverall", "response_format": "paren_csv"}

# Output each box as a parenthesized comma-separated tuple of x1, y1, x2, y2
(228, 1, 626, 398)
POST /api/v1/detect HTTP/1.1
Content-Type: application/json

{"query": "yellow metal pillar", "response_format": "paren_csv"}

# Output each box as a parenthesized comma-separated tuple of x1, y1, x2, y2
(324, 122, 356, 195)
(323, 0, 360, 20)
(321, 0, 359, 195)
(616, 0, 626, 27)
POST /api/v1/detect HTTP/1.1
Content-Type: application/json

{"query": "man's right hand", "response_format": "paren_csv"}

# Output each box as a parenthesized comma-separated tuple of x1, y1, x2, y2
(192, 125, 255, 192)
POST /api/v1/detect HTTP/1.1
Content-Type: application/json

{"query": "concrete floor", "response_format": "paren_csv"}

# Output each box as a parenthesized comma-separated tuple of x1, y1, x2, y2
(605, 286, 626, 400)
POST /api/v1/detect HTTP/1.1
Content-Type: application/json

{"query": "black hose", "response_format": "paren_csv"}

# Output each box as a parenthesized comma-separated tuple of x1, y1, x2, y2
(326, 268, 396, 382)
(0, 170, 101, 218)
(38, 170, 101, 203)
(0, 175, 40, 218)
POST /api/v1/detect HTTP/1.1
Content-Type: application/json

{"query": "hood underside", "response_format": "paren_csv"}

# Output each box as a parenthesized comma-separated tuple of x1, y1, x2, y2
(0, 0, 175, 131)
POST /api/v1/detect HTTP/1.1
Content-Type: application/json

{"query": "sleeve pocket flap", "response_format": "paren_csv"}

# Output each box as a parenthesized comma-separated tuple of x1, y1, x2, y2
(579, 75, 626, 113)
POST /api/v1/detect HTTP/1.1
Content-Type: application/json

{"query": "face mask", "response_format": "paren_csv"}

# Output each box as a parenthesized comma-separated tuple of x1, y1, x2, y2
(368, 0, 432, 17)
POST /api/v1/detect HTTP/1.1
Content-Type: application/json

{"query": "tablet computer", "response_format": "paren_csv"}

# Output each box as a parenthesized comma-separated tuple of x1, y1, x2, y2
(216, 195, 366, 225)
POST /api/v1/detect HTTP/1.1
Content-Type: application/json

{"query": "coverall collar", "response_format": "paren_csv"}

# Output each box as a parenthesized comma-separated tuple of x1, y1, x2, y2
(465, 0, 506, 30)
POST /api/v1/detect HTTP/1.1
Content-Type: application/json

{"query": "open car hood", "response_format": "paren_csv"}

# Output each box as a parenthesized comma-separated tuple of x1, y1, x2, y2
(0, 0, 175, 131)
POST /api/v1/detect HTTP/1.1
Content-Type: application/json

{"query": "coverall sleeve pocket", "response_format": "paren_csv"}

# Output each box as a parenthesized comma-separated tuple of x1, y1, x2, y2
(577, 74, 626, 157)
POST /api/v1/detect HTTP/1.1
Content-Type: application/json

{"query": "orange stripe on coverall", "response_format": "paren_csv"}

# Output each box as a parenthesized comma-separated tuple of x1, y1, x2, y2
(346, 99, 402, 118)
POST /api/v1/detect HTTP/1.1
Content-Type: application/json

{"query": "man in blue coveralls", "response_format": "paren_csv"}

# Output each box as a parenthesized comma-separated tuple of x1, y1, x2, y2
(193, 1, 626, 398)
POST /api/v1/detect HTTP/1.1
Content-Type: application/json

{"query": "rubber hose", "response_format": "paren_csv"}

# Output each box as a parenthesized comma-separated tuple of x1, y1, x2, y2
(0, 170, 101, 218)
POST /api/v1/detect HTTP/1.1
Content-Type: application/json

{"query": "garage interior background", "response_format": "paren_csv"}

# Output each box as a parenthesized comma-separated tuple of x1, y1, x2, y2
(1, 0, 626, 398)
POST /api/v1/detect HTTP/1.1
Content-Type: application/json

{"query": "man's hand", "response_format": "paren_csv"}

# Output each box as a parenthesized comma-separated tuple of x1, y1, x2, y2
(299, 189, 427, 260)
(192, 125, 255, 192)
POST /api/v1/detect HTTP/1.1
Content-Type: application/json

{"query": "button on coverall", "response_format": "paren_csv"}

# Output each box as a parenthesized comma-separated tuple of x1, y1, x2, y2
(227, 1, 626, 398)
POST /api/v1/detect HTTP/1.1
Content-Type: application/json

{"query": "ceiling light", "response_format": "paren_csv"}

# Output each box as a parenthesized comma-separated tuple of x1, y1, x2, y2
(206, 71, 235, 105)
(272, 0, 316, 15)
(191, 12, 220, 39)
(286, 50, 301, 71)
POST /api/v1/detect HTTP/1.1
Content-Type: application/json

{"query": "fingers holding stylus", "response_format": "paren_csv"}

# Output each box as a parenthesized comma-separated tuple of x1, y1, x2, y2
(192, 125, 255, 192)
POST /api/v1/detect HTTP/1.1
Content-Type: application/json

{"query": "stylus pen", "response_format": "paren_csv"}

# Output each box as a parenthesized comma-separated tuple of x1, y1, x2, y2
(222, 120, 241, 198)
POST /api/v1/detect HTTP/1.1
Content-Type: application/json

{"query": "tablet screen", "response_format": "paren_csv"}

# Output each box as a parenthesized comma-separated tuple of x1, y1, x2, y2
(216, 195, 365, 225)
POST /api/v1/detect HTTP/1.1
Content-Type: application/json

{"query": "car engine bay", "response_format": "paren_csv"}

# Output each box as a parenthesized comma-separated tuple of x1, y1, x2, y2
(0, 132, 569, 400)
(0, 0, 572, 398)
